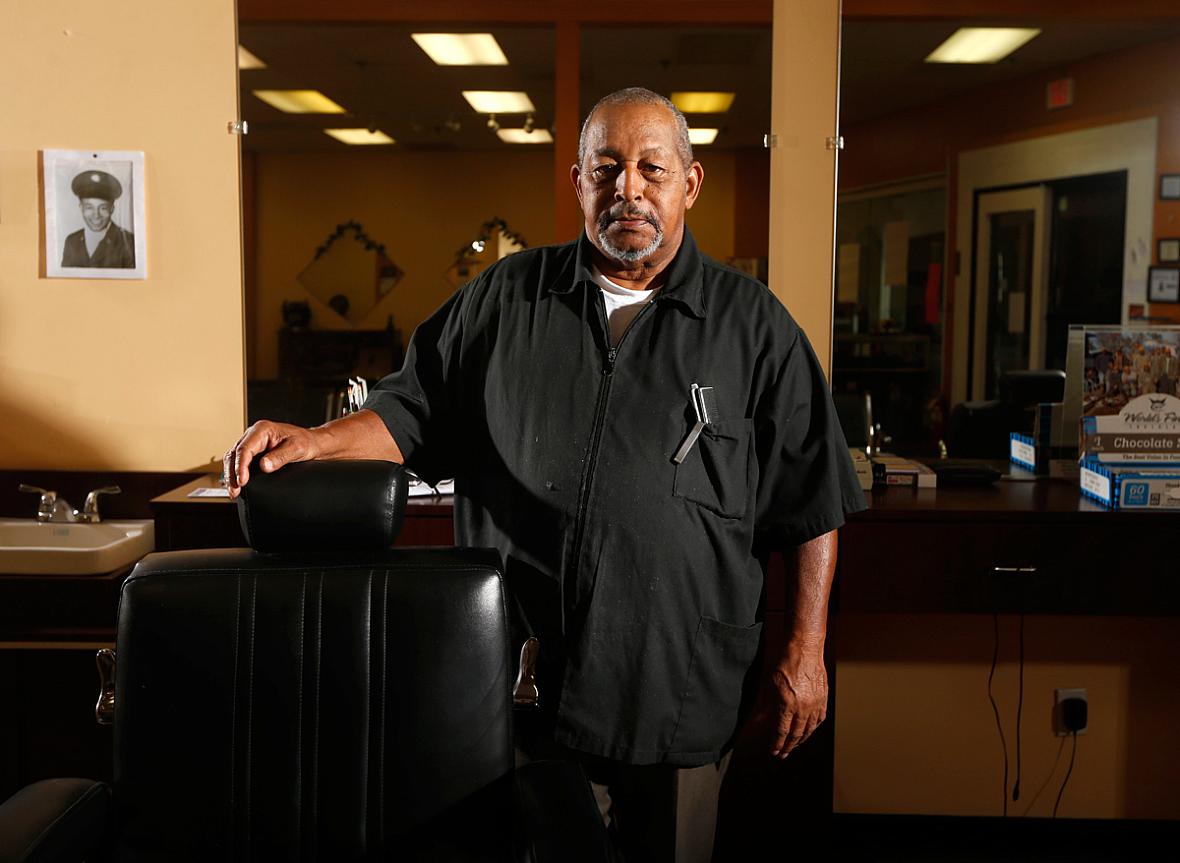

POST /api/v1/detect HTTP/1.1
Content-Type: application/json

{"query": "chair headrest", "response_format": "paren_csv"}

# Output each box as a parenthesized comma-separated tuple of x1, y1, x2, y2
(237, 460, 408, 553)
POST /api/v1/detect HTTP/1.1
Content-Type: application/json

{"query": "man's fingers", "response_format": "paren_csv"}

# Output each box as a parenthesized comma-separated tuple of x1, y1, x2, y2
(773, 708, 828, 759)
(774, 712, 807, 759)
(224, 422, 301, 498)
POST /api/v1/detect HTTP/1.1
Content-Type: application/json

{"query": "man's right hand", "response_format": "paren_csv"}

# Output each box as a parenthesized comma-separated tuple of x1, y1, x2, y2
(223, 409, 405, 500)
(223, 420, 323, 500)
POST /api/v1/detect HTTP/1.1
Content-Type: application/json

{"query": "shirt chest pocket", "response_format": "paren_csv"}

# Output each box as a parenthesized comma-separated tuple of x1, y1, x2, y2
(672, 417, 754, 519)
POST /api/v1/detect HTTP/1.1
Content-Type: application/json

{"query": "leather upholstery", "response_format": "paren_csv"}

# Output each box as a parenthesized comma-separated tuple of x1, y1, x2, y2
(113, 547, 521, 860)
(0, 461, 607, 861)
(0, 778, 109, 863)
(237, 460, 408, 552)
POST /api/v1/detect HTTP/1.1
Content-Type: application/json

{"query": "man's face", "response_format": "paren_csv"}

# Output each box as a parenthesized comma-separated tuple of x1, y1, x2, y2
(79, 197, 113, 232)
(572, 102, 703, 268)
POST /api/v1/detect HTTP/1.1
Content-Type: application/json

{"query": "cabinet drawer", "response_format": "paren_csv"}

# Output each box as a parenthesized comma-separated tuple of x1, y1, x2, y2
(838, 519, 1173, 615)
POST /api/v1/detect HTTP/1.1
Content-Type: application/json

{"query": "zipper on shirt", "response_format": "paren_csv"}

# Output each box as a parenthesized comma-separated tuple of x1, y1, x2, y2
(565, 296, 655, 620)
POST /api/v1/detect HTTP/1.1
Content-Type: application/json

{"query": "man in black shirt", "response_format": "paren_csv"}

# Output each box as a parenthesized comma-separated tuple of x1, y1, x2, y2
(226, 87, 864, 861)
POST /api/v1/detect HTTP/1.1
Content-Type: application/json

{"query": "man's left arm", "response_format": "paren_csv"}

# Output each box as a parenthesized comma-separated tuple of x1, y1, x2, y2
(738, 528, 837, 760)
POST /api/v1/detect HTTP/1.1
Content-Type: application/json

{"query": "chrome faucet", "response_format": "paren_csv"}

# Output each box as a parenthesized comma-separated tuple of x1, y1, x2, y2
(19, 485, 76, 522)
(77, 486, 121, 523)
(18, 483, 121, 523)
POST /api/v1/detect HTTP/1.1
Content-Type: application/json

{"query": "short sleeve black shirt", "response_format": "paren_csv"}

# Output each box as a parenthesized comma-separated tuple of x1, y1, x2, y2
(365, 229, 866, 766)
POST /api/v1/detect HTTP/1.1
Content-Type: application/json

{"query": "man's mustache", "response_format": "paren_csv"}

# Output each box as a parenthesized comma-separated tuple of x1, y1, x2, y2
(598, 205, 659, 230)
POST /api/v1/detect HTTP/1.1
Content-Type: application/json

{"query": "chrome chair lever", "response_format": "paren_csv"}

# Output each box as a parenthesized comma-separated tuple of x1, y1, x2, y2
(513, 637, 540, 707)
(95, 648, 116, 725)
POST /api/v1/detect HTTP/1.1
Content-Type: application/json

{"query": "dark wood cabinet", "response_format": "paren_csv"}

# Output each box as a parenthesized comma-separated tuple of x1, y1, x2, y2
(277, 326, 403, 382)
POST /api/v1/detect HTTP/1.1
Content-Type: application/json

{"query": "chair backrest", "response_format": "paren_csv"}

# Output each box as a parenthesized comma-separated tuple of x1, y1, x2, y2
(108, 463, 517, 860)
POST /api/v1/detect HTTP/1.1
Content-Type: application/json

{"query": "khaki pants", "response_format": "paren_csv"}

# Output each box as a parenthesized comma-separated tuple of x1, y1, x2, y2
(517, 746, 731, 863)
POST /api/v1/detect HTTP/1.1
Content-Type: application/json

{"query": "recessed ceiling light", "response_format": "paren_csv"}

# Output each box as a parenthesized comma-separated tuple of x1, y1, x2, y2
(413, 33, 508, 65)
(497, 128, 554, 144)
(253, 90, 347, 114)
(925, 27, 1041, 64)
(324, 128, 395, 145)
(238, 45, 266, 70)
(671, 92, 735, 113)
(463, 91, 536, 114)
(688, 128, 719, 145)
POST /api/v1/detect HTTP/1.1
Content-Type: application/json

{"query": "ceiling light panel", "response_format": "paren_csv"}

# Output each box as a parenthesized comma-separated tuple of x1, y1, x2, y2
(671, 92, 735, 113)
(688, 128, 719, 145)
(413, 33, 508, 65)
(497, 128, 554, 144)
(463, 91, 536, 114)
(238, 45, 266, 69)
(325, 128, 395, 145)
(925, 27, 1041, 64)
(253, 90, 346, 114)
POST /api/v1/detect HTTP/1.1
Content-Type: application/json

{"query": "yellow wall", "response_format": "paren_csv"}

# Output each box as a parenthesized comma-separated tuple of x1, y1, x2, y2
(0, 0, 244, 471)
(835, 614, 1180, 819)
(251, 147, 737, 379)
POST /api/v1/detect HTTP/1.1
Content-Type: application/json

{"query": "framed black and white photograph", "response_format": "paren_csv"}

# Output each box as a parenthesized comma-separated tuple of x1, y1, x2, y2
(44, 149, 146, 279)
(1159, 238, 1180, 264)
(1147, 266, 1180, 304)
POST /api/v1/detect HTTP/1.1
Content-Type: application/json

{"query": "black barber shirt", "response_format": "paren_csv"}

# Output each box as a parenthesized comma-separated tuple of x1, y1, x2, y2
(365, 229, 865, 767)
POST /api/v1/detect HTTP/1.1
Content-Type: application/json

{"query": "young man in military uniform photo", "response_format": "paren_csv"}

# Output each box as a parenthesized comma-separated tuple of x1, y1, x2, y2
(61, 169, 136, 268)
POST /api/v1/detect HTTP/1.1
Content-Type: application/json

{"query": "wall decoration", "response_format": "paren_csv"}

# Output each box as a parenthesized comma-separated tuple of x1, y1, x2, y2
(44, 149, 146, 279)
(297, 221, 402, 325)
(1159, 238, 1180, 264)
(1161, 174, 1180, 201)
(445, 217, 528, 287)
(1147, 266, 1180, 304)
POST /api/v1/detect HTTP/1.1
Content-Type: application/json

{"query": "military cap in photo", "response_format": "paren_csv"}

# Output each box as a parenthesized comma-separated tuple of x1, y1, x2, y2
(71, 170, 123, 201)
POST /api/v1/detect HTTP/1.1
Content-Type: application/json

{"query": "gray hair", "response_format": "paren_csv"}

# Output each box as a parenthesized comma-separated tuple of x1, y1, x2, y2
(577, 87, 694, 170)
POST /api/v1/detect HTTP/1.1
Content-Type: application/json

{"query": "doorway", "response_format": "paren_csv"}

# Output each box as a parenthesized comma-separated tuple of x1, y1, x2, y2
(970, 172, 1128, 400)
(972, 186, 1050, 400)
(1044, 171, 1127, 372)
(952, 117, 1158, 407)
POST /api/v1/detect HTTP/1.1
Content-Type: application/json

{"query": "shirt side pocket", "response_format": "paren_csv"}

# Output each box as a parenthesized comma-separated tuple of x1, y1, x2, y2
(669, 615, 763, 756)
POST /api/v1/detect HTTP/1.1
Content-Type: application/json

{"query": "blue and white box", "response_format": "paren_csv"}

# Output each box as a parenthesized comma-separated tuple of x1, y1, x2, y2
(1079, 458, 1180, 510)
(1009, 432, 1038, 472)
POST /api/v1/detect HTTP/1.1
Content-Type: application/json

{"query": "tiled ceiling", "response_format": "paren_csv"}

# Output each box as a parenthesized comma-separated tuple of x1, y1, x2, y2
(237, 19, 1180, 152)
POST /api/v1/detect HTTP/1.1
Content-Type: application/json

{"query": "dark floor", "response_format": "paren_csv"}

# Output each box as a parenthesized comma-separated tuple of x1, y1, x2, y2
(826, 814, 1180, 862)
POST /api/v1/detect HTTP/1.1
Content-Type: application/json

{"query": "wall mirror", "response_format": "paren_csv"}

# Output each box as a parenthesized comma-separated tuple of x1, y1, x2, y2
(236, 13, 772, 420)
(835, 13, 1180, 455)
(445, 218, 527, 288)
(297, 221, 403, 326)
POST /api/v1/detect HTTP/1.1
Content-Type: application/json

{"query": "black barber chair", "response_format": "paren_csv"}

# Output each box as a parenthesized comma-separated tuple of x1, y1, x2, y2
(0, 461, 608, 862)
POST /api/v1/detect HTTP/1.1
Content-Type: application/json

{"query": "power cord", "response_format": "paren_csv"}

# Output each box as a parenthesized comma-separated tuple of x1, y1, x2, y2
(1021, 736, 1066, 816)
(1012, 612, 1024, 803)
(1053, 697, 1087, 817)
(1053, 731, 1079, 818)
(987, 611, 1010, 817)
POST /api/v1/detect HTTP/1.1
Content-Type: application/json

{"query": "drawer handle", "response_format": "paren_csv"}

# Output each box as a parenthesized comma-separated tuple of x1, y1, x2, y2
(992, 566, 1038, 575)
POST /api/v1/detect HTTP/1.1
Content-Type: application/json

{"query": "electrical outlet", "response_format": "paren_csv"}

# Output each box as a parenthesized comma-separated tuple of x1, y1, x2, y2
(1054, 687, 1088, 736)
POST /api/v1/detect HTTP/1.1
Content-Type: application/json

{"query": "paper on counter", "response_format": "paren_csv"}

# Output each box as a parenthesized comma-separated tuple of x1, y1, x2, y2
(407, 477, 455, 497)
(188, 487, 230, 498)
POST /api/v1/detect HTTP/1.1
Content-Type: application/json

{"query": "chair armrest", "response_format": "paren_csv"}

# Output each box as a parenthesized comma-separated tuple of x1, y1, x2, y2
(0, 779, 110, 863)
(513, 761, 611, 863)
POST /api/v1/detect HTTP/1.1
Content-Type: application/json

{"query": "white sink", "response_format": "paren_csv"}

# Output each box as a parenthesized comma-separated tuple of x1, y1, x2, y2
(0, 519, 155, 575)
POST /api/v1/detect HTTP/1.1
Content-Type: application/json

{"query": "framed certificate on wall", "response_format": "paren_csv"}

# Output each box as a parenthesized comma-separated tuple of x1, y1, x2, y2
(1148, 266, 1180, 303)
